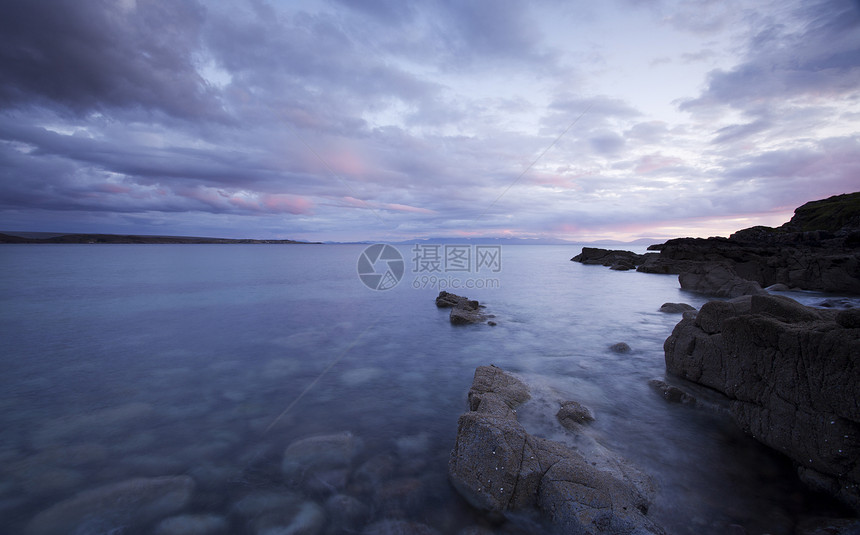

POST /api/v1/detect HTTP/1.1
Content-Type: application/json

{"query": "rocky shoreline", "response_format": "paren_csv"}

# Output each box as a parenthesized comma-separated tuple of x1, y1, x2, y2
(664, 295, 860, 512)
(445, 193, 860, 532)
(572, 192, 860, 297)
(448, 365, 665, 534)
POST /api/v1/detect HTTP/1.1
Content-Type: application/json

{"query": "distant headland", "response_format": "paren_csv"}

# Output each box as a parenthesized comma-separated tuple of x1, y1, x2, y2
(0, 232, 320, 244)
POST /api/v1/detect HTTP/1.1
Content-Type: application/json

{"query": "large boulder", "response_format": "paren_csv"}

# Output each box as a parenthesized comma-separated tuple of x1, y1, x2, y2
(448, 366, 664, 534)
(664, 294, 860, 510)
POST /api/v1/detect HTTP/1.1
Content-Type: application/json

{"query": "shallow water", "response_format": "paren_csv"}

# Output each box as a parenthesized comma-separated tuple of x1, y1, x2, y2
(0, 244, 850, 534)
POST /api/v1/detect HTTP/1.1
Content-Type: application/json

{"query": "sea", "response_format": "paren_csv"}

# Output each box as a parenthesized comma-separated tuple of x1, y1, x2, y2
(0, 244, 853, 534)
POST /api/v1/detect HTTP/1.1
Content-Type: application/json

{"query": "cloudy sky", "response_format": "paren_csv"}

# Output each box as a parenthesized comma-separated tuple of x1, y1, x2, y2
(1, 0, 858, 242)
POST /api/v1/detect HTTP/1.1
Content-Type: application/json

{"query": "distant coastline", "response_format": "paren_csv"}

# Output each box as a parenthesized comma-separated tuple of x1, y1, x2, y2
(0, 232, 320, 245)
(1, 232, 659, 246)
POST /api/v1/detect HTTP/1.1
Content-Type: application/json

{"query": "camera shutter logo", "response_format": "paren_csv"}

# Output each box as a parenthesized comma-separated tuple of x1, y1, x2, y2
(357, 244, 404, 290)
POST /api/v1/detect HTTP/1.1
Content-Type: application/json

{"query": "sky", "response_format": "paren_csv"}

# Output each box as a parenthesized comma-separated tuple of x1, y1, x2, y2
(0, 0, 858, 242)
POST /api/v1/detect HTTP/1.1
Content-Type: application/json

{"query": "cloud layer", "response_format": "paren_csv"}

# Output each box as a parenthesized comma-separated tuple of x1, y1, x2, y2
(0, 0, 858, 241)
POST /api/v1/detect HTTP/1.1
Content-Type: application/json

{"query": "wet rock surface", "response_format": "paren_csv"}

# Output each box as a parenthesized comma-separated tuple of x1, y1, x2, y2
(572, 192, 860, 296)
(664, 294, 860, 510)
(448, 365, 665, 534)
(436, 291, 491, 325)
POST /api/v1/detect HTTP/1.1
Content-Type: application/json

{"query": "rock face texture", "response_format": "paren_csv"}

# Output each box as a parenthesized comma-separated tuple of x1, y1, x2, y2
(664, 294, 860, 510)
(448, 366, 664, 534)
(572, 192, 860, 296)
(435, 291, 490, 325)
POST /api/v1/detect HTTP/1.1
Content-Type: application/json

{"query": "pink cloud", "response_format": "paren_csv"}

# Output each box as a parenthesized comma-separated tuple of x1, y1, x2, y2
(261, 193, 313, 214)
(635, 153, 684, 174)
(381, 202, 435, 214)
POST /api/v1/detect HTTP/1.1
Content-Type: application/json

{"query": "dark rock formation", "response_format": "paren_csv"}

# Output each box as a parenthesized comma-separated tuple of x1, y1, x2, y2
(677, 263, 767, 298)
(448, 366, 665, 534)
(664, 294, 860, 510)
(572, 192, 860, 296)
(436, 291, 489, 325)
(659, 303, 696, 314)
(570, 247, 651, 271)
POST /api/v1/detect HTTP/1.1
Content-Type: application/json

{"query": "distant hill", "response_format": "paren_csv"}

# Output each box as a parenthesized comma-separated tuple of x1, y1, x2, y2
(333, 237, 660, 246)
(0, 232, 319, 244)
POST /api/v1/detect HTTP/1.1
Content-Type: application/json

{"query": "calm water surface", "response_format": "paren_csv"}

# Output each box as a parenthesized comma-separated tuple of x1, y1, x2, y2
(0, 244, 848, 534)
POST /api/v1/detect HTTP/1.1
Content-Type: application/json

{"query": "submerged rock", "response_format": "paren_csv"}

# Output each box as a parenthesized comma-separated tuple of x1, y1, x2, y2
(27, 475, 195, 535)
(609, 342, 631, 353)
(282, 431, 362, 481)
(648, 379, 696, 405)
(363, 519, 441, 535)
(556, 400, 595, 429)
(154, 514, 229, 535)
(448, 365, 664, 534)
(664, 294, 860, 510)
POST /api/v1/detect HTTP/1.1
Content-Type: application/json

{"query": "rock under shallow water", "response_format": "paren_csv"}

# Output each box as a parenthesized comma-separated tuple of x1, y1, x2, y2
(648, 379, 697, 405)
(27, 475, 195, 535)
(609, 342, 631, 353)
(363, 519, 441, 535)
(282, 431, 362, 481)
(448, 365, 665, 534)
(154, 513, 229, 535)
(664, 294, 860, 511)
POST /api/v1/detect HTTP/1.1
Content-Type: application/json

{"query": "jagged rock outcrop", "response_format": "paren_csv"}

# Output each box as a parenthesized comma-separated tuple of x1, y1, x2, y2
(664, 294, 860, 510)
(572, 192, 860, 296)
(435, 291, 490, 325)
(448, 366, 665, 534)
(570, 247, 652, 271)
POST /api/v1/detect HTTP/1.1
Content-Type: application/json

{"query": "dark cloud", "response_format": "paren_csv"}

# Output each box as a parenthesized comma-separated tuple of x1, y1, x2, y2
(681, 0, 860, 111)
(711, 119, 771, 144)
(0, 0, 223, 120)
(589, 132, 626, 155)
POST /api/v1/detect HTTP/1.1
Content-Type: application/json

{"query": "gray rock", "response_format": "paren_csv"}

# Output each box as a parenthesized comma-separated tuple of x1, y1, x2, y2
(659, 302, 695, 314)
(766, 283, 792, 291)
(437, 292, 489, 325)
(27, 475, 195, 535)
(556, 400, 595, 429)
(448, 366, 664, 534)
(664, 294, 860, 510)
